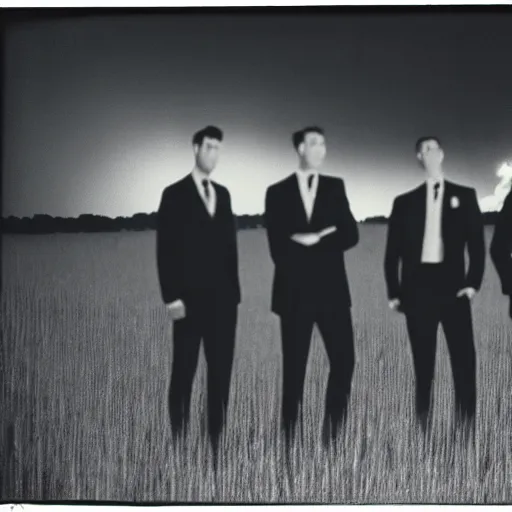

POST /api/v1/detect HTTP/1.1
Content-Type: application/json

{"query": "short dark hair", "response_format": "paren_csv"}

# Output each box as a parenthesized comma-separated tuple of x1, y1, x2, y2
(193, 125, 223, 147)
(292, 126, 325, 150)
(415, 136, 442, 154)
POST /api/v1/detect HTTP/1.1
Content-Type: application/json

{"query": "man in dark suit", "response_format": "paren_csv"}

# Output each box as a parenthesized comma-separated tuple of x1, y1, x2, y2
(490, 186, 512, 319)
(264, 126, 359, 447)
(384, 136, 485, 434)
(156, 125, 241, 455)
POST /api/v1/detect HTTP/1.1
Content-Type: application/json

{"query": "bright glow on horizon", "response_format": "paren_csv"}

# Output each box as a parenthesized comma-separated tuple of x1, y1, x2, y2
(4, 13, 511, 223)
(74, 132, 400, 222)
(479, 160, 512, 213)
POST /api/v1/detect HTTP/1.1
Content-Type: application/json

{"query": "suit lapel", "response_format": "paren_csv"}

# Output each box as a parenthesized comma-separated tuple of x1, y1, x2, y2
(416, 183, 428, 249)
(290, 174, 309, 225)
(415, 183, 427, 257)
(441, 180, 454, 245)
(290, 173, 324, 225)
(309, 174, 324, 225)
(185, 174, 213, 221)
(211, 182, 222, 219)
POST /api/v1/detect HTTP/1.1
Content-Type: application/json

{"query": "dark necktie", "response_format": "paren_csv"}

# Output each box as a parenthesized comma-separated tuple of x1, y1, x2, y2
(433, 182, 440, 200)
(202, 179, 210, 201)
(307, 174, 314, 191)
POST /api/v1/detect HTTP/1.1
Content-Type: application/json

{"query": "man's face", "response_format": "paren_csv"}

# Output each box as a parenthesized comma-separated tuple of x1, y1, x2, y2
(194, 137, 222, 174)
(299, 132, 326, 169)
(417, 139, 444, 169)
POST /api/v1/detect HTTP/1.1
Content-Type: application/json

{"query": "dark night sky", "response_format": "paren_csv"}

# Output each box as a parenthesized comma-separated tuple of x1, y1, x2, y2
(3, 10, 512, 220)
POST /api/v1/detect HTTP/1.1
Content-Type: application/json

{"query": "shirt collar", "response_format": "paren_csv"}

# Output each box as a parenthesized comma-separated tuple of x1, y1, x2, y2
(296, 169, 319, 182)
(426, 175, 444, 188)
(191, 167, 212, 189)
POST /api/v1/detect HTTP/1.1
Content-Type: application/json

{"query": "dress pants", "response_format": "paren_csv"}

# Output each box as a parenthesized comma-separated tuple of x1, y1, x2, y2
(279, 300, 355, 445)
(404, 263, 477, 427)
(168, 301, 237, 453)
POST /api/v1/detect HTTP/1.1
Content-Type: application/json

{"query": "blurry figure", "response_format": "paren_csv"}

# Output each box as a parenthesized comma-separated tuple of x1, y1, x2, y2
(156, 125, 241, 458)
(490, 164, 512, 319)
(264, 126, 359, 449)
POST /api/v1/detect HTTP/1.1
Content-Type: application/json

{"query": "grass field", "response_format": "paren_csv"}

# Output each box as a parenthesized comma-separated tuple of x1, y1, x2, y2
(1, 225, 512, 503)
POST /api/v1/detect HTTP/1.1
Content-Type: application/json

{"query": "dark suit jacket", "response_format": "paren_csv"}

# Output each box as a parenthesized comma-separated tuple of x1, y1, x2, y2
(264, 173, 359, 315)
(490, 189, 512, 296)
(156, 174, 241, 311)
(384, 180, 485, 305)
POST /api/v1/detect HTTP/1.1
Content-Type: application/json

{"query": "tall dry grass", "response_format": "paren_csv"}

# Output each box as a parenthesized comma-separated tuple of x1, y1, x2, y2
(1, 227, 511, 502)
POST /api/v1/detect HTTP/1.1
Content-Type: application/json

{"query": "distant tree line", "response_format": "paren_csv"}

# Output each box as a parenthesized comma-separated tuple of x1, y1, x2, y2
(0, 211, 500, 234)
(1, 213, 265, 234)
(358, 213, 500, 225)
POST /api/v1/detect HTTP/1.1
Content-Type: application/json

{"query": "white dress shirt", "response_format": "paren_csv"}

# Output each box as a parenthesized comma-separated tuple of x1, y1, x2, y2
(421, 177, 445, 263)
(191, 168, 216, 217)
(296, 170, 319, 221)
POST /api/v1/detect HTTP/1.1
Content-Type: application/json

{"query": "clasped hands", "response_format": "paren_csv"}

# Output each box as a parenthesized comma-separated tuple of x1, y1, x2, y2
(291, 226, 337, 247)
(388, 287, 477, 313)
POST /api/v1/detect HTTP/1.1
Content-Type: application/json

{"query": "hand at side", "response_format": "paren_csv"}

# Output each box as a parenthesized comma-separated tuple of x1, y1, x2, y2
(166, 299, 186, 320)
